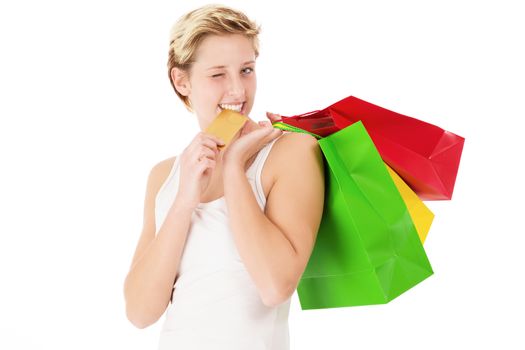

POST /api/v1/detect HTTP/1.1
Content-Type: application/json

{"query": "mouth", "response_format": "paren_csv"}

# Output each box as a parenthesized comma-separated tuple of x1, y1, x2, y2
(217, 102, 245, 115)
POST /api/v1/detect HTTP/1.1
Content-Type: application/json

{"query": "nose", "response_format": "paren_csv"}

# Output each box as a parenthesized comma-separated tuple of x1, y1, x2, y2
(226, 74, 245, 98)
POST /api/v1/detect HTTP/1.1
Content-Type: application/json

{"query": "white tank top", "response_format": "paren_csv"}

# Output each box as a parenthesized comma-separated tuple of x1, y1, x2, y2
(155, 135, 291, 350)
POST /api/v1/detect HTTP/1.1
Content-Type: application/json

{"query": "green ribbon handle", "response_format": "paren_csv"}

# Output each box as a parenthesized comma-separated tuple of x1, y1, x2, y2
(272, 121, 323, 140)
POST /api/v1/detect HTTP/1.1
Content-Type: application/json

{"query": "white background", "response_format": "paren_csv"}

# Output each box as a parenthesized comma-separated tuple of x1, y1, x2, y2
(1, 0, 524, 349)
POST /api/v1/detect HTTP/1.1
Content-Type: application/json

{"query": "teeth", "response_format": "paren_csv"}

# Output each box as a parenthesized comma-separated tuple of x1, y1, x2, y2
(219, 103, 243, 112)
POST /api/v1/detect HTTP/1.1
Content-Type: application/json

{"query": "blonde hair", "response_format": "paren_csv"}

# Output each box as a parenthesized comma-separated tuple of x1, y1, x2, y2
(167, 4, 261, 112)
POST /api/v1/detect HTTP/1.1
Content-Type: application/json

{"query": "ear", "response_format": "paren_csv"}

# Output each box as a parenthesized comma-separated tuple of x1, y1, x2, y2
(171, 67, 191, 96)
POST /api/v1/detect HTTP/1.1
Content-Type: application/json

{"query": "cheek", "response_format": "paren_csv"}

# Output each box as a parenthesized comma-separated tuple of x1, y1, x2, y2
(245, 78, 257, 95)
(195, 82, 221, 102)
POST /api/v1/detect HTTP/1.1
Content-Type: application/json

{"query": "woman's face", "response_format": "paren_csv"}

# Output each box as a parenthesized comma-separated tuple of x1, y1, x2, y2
(182, 34, 257, 130)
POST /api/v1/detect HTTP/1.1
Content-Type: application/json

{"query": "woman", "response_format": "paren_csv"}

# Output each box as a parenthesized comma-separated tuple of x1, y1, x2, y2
(123, 5, 325, 349)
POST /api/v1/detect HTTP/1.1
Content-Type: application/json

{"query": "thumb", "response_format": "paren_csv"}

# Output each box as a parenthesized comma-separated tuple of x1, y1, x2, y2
(265, 111, 281, 123)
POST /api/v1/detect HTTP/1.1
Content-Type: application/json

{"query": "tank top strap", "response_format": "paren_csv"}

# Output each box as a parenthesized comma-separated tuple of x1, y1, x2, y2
(247, 132, 287, 209)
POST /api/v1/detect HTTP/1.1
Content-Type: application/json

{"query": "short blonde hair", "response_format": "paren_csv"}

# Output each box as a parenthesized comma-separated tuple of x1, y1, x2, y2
(167, 4, 261, 112)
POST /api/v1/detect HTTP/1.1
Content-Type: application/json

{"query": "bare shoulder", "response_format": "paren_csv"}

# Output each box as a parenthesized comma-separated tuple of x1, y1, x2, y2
(147, 155, 177, 192)
(268, 132, 321, 168)
(272, 131, 319, 154)
(264, 132, 323, 191)
(143, 155, 177, 231)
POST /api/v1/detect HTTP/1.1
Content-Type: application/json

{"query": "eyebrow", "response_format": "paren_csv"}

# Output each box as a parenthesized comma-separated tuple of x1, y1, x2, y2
(206, 61, 255, 70)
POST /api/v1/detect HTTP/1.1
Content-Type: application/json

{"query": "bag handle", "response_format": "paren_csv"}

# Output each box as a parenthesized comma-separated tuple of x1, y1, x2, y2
(271, 121, 322, 140)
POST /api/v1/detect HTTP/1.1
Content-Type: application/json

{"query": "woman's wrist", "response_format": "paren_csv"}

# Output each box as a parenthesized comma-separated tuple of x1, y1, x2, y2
(223, 158, 245, 177)
(171, 196, 198, 214)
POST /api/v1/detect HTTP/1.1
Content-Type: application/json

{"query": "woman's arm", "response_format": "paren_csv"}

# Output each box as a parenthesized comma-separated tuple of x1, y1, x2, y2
(123, 157, 193, 329)
(223, 132, 325, 307)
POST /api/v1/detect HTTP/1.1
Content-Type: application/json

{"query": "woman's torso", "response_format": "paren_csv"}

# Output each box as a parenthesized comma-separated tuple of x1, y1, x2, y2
(154, 134, 291, 350)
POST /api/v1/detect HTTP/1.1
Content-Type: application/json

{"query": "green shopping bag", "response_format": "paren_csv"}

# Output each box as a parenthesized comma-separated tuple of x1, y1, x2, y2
(278, 121, 434, 309)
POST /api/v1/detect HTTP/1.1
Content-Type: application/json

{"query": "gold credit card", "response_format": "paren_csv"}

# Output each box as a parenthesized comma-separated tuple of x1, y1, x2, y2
(204, 109, 248, 148)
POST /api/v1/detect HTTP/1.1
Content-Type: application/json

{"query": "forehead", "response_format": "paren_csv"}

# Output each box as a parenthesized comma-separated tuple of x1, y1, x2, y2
(193, 34, 256, 68)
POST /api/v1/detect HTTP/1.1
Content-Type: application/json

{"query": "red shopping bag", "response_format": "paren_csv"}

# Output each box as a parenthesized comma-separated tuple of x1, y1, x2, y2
(277, 96, 465, 200)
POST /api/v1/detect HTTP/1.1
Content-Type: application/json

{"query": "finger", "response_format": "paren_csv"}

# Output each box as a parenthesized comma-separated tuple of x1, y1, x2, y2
(193, 147, 217, 164)
(198, 158, 216, 172)
(199, 135, 225, 151)
(189, 133, 222, 154)
(265, 112, 281, 123)
(268, 127, 283, 139)
(259, 125, 282, 141)
(257, 122, 276, 134)
(265, 112, 277, 123)
(242, 122, 276, 139)
(200, 132, 226, 147)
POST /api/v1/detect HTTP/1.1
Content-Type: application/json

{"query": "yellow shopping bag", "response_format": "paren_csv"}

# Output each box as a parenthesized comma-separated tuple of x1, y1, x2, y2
(386, 165, 434, 243)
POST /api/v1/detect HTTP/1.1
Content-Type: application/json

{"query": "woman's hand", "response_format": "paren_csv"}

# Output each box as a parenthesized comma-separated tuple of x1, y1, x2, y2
(175, 132, 225, 210)
(265, 111, 282, 124)
(222, 119, 283, 171)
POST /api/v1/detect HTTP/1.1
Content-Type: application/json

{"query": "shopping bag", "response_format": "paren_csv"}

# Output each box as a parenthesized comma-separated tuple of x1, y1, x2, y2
(273, 122, 434, 244)
(295, 121, 433, 309)
(276, 96, 465, 200)
(385, 165, 434, 244)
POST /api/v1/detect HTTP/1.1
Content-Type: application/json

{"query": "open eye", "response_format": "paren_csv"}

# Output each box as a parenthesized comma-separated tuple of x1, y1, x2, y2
(242, 67, 254, 74)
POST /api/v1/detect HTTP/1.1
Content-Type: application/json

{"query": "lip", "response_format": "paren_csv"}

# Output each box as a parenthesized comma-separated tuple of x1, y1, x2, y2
(240, 102, 246, 115)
